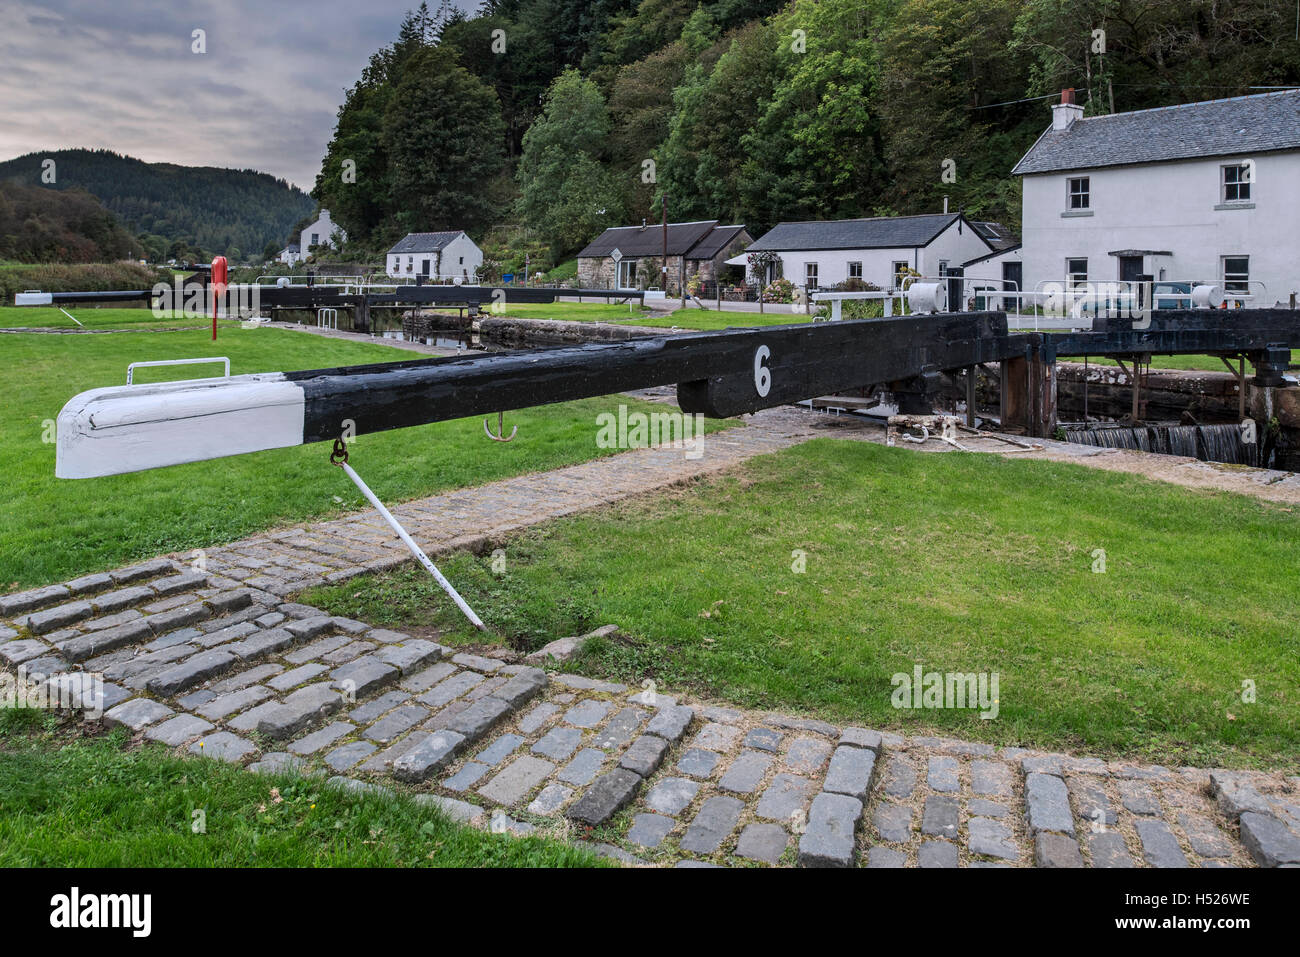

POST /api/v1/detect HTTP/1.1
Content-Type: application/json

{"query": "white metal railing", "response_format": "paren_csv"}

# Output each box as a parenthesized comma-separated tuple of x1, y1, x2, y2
(810, 289, 906, 320)
(1033, 279, 1260, 316)
(127, 357, 230, 385)
(255, 272, 395, 283)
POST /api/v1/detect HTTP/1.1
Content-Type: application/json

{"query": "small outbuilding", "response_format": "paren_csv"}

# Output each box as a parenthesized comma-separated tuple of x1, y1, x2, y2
(576, 220, 751, 290)
(386, 231, 483, 281)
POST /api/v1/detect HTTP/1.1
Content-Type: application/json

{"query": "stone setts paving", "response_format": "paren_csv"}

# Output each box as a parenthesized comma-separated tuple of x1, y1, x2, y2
(181, 408, 821, 601)
(4, 561, 1299, 868)
(3, 410, 1300, 867)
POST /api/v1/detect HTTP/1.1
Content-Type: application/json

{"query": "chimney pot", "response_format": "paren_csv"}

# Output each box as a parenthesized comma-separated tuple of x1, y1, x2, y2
(1051, 90, 1084, 131)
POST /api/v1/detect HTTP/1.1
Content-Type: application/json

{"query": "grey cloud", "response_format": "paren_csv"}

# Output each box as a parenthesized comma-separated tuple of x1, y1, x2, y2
(0, 0, 471, 189)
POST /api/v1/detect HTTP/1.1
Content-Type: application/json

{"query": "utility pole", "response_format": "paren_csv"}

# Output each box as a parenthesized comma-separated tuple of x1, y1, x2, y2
(661, 195, 668, 295)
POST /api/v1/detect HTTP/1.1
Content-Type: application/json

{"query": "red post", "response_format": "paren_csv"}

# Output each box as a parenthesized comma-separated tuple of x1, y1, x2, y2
(211, 256, 228, 341)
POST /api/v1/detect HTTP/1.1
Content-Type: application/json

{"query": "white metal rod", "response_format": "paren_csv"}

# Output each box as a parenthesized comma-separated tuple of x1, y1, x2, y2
(59, 307, 84, 327)
(127, 356, 230, 384)
(337, 461, 488, 632)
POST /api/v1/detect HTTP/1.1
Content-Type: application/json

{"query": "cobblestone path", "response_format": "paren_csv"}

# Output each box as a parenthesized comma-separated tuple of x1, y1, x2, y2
(172, 407, 819, 599)
(4, 399, 1299, 867)
(3, 561, 1297, 868)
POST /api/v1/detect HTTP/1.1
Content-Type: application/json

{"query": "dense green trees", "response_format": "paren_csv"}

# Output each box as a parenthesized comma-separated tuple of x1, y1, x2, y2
(0, 182, 142, 263)
(312, 0, 1300, 257)
(384, 47, 508, 235)
(314, 11, 509, 248)
(517, 70, 624, 253)
(9, 0, 1296, 267)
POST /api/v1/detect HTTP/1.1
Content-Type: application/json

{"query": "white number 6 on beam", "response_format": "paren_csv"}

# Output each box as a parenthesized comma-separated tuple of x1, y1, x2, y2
(753, 345, 772, 397)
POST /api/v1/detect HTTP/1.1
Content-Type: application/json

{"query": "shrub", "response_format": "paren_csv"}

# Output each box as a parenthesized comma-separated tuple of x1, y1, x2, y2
(0, 262, 170, 304)
(762, 277, 795, 303)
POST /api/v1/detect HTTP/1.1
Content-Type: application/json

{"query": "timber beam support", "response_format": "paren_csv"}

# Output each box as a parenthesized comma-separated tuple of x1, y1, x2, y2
(999, 337, 1057, 438)
(56, 312, 1017, 478)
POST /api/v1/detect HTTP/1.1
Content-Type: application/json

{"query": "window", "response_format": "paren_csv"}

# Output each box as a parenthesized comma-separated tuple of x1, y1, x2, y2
(938, 260, 949, 276)
(617, 259, 637, 287)
(805, 262, 819, 287)
(1222, 164, 1251, 203)
(459, 256, 464, 265)
(1068, 177, 1090, 210)
(892, 261, 910, 286)
(1222, 256, 1249, 293)
(311, 232, 320, 246)
(406, 256, 413, 272)
(848, 261, 862, 280)
(1066, 257, 1088, 289)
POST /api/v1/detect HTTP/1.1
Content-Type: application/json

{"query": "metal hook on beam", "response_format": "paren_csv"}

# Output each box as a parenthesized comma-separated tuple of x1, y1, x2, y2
(484, 411, 517, 442)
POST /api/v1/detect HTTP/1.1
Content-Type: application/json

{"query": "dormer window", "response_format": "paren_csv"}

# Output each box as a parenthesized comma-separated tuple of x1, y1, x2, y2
(1222, 164, 1252, 203)
(1067, 177, 1090, 209)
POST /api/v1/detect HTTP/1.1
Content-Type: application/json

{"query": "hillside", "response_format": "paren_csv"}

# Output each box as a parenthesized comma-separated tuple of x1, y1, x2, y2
(314, 0, 1300, 257)
(0, 149, 315, 260)
(0, 182, 141, 263)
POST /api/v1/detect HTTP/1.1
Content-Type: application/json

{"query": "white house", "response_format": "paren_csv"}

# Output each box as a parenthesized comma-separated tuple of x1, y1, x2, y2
(1007, 88, 1300, 306)
(385, 231, 483, 280)
(299, 209, 346, 257)
(736, 213, 1014, 292)
(277, 243, 301, 266)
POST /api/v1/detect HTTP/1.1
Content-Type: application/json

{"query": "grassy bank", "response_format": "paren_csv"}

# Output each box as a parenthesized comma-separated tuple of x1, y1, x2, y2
(0, 718, 599, 867)
(636, 309, 814, 331)
(1063, 351, 1300, 373)
(1, 326, 731, 587)
(305, 439, 1300, 769)
(0, 305, 237, 330)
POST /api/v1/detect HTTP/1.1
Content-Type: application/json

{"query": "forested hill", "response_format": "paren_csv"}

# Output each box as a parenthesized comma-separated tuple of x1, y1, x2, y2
(314, 0, 1300, 258)
(0, 182, 142, 263)
(0, 149, 315, 260)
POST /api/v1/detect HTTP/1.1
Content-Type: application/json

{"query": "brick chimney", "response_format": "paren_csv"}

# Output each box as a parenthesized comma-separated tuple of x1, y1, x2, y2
(1051, 88, 1084, 131)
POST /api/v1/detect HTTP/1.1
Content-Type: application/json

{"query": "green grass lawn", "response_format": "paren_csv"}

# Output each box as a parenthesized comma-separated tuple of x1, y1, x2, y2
(1, 326, 731, 588)
(482, 300, 816, 332)
(0, 305, 234, 331)
(0, 717, 599, 867)
(1063, 351, 1300, 373)
(490, 301, 653, 323)
(305, 439, 1300, 770)
(634, 309, 815, 331)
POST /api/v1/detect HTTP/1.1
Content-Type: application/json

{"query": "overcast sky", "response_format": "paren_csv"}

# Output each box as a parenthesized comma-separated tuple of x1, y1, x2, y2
(0, 0, 471, 190)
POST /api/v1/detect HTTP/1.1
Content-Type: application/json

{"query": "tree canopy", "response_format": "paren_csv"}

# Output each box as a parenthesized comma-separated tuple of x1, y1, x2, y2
(310, 0, 1300, 255)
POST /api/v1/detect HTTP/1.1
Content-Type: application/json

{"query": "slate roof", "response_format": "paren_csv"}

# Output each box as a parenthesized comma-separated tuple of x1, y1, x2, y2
(577, 220, 731, 259)
(744, 213, 972, 252)
(387, 231, 467, 255)
(1012, 89, 1300, 175)
(964, 243, 1022, 268)
(686, 224, 749, 260)
(971, 221, 1018, 251)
